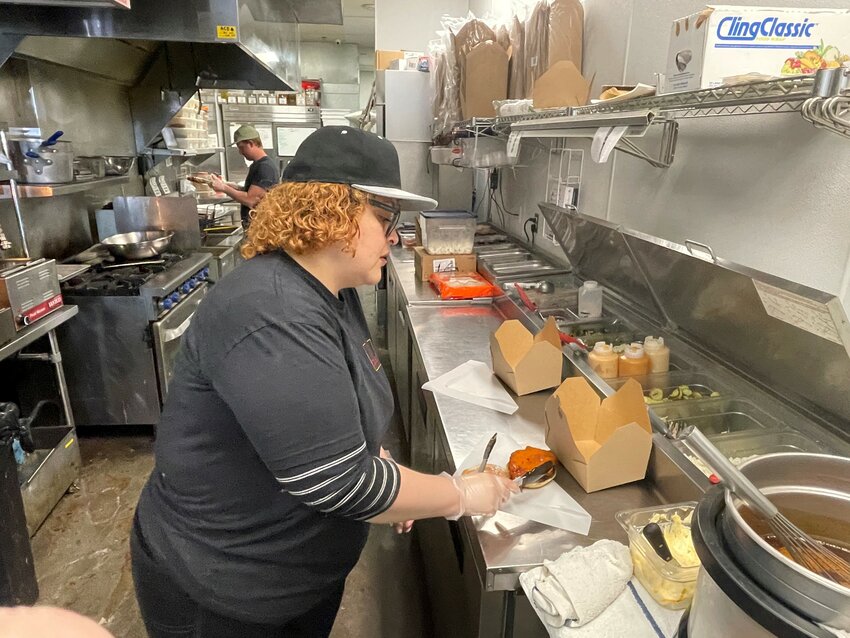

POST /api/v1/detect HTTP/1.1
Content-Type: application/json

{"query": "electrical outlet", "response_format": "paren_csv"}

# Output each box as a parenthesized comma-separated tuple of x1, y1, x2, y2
(530, 214, 539, 235)
(489, 169, 499, 190)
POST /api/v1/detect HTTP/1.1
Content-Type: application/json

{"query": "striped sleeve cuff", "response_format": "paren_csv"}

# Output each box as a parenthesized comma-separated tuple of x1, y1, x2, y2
(275, 446, 400, 520)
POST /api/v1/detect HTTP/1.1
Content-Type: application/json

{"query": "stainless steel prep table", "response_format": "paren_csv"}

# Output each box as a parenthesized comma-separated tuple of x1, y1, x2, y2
(386, 229, 850, 637)
(386, 249, 699, 638)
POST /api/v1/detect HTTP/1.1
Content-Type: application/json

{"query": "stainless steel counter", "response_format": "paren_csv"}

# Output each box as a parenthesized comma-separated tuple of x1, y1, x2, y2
(403, 303, 666, 590)
(0, 306, 79, 363)
(386, 241, 850, 637)
(387, 247, 704, 590)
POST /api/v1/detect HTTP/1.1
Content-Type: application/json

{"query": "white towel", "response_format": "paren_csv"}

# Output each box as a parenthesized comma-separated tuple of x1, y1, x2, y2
(519, 541, 684, 638)
(527, 540, 632, 627)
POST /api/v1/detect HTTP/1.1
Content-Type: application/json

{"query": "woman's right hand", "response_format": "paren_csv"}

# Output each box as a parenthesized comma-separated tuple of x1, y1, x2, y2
(446, 472, 519, 520)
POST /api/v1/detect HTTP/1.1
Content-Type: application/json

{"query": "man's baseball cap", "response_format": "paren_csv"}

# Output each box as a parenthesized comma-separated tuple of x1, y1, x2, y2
(231, 124, 261, 145)
(282, 126, 438, 211)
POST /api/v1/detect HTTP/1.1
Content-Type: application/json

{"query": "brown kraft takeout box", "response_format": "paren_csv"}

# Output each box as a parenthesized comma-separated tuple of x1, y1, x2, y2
(532, 60, 591, 109)
(490, 316, 563, 396)
(544, 377, 652, 492)
(413, 246, 477, 282)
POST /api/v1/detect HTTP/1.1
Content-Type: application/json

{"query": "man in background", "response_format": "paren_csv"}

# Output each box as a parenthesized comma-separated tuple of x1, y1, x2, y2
(210, 125, 279, 226)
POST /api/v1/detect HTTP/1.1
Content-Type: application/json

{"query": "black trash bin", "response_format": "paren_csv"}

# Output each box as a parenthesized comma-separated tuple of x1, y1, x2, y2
(0, 402, 39, 605)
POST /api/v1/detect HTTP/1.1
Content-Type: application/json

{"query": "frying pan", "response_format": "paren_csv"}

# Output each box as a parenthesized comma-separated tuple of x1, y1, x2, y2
(101, 230, 174, 260)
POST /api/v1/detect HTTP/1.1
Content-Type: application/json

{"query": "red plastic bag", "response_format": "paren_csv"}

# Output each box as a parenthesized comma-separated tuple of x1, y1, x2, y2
(429, 271, 498, 299)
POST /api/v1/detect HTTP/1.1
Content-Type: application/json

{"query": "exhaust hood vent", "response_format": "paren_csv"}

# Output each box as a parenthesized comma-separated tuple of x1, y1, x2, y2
(0, 0, 329, 91)
(0, 0, 344, 149)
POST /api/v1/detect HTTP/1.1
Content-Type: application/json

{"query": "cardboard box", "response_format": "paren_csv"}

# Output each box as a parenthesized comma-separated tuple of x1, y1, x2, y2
(462, 41, 509, 118)
(414, 246, 477, 282)
(376, 50, 403, 70)
(548, 0, 584, 73)
(532, 60, 591, 109)
(666, 6, 850, 93)
(490, 316, 563, 396)
(377, 50, 425, 71)
(545, 377, 652, 493)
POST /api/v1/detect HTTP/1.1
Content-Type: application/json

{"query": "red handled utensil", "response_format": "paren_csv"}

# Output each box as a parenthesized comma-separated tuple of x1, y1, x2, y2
(514, 282, 537, 312)
(559, 331, 588, 352)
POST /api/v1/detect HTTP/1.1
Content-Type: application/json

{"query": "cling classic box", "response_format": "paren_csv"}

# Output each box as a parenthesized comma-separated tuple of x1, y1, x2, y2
(665, 6, 850, 92)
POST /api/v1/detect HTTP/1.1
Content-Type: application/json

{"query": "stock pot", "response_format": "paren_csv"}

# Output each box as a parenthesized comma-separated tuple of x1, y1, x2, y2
(9, 138, 74, 184)
(685, 453, 850, 637)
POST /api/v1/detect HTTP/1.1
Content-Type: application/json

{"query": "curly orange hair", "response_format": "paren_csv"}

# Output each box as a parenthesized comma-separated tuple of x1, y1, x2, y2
(241, 182, 366, 259)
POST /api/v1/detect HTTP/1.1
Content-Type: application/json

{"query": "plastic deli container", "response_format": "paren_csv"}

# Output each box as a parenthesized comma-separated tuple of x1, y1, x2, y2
(419, 210, 476, 255)
(616, 502, 700, 609)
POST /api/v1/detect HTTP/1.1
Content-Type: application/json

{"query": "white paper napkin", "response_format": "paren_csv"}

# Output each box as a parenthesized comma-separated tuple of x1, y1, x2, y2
(455, 433, 592, 535)
(422, 360, 519, 415)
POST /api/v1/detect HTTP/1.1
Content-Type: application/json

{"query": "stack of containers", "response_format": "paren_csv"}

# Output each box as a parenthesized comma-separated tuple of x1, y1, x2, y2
(414, 210, 477, 281)
(413, 210, 478, 282)
(165, 96, 211, 151)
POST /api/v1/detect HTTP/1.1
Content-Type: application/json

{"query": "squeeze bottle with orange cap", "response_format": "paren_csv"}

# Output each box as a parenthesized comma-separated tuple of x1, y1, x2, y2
(643, 336, 670, 374)
(619, 342, 650, 377)
(587, 342, 620, 379)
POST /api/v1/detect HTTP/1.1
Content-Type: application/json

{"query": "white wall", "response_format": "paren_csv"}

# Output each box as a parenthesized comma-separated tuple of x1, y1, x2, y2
(494, 0, 850, 311)
(375, 0, 469, 52)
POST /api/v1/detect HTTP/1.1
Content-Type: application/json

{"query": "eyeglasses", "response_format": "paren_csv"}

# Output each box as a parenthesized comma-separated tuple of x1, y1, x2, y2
(368, 198, 401, 237)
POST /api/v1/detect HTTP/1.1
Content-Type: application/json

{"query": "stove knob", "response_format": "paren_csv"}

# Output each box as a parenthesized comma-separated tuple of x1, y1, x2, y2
(201, 267, 210, 280)
(169, 293, 181, 304)
(180, 282, 192, 294)
(159, 297, 175, 311)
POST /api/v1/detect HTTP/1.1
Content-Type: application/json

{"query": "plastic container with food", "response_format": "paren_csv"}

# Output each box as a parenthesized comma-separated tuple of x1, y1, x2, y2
(419, 210, 476, 255)
(616, 502, 700, 609)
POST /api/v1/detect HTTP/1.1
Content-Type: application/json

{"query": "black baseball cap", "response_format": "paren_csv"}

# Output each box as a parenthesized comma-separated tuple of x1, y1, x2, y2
(282, 126, 438, 211)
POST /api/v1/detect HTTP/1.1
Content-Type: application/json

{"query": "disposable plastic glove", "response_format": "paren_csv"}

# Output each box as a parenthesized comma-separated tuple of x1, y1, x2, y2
(445, 471, 520, 521)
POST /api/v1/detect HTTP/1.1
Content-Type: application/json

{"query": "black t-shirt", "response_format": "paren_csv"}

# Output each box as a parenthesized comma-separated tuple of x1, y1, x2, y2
(134, 251, 398, 624)
(241, 155, 278, 222)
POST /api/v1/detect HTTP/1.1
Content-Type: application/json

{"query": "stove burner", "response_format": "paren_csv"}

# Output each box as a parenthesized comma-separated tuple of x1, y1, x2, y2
(62, 253, 186, 296)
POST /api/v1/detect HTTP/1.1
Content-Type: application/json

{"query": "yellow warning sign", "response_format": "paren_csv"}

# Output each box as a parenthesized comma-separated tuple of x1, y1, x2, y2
(216, 25, 238, 40)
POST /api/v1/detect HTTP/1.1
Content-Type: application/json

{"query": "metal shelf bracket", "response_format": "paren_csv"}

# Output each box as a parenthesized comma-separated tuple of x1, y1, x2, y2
(615, 120, 679, 169)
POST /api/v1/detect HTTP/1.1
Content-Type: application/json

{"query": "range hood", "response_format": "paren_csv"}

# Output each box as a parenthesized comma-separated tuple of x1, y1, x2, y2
(0, 0, 343, 148)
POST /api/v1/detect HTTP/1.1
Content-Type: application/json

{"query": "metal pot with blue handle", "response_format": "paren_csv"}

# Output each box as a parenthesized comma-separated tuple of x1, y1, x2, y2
(10, 131, 74, 184)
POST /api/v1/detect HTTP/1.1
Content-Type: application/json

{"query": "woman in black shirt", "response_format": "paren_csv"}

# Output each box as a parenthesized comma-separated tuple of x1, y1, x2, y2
(131, 127, 518, 637)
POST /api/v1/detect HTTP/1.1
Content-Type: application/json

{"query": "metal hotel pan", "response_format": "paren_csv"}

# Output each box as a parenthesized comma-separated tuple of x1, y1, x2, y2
(653, 398, 783, 437)
(705, 430, 829, 459)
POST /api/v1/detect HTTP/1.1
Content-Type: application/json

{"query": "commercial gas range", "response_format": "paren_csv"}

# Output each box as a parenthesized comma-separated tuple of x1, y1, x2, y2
(57, 248, 212, 426)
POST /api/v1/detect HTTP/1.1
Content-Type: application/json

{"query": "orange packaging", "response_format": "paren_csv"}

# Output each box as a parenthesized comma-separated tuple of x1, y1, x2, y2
(429, 272, 498, 300)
